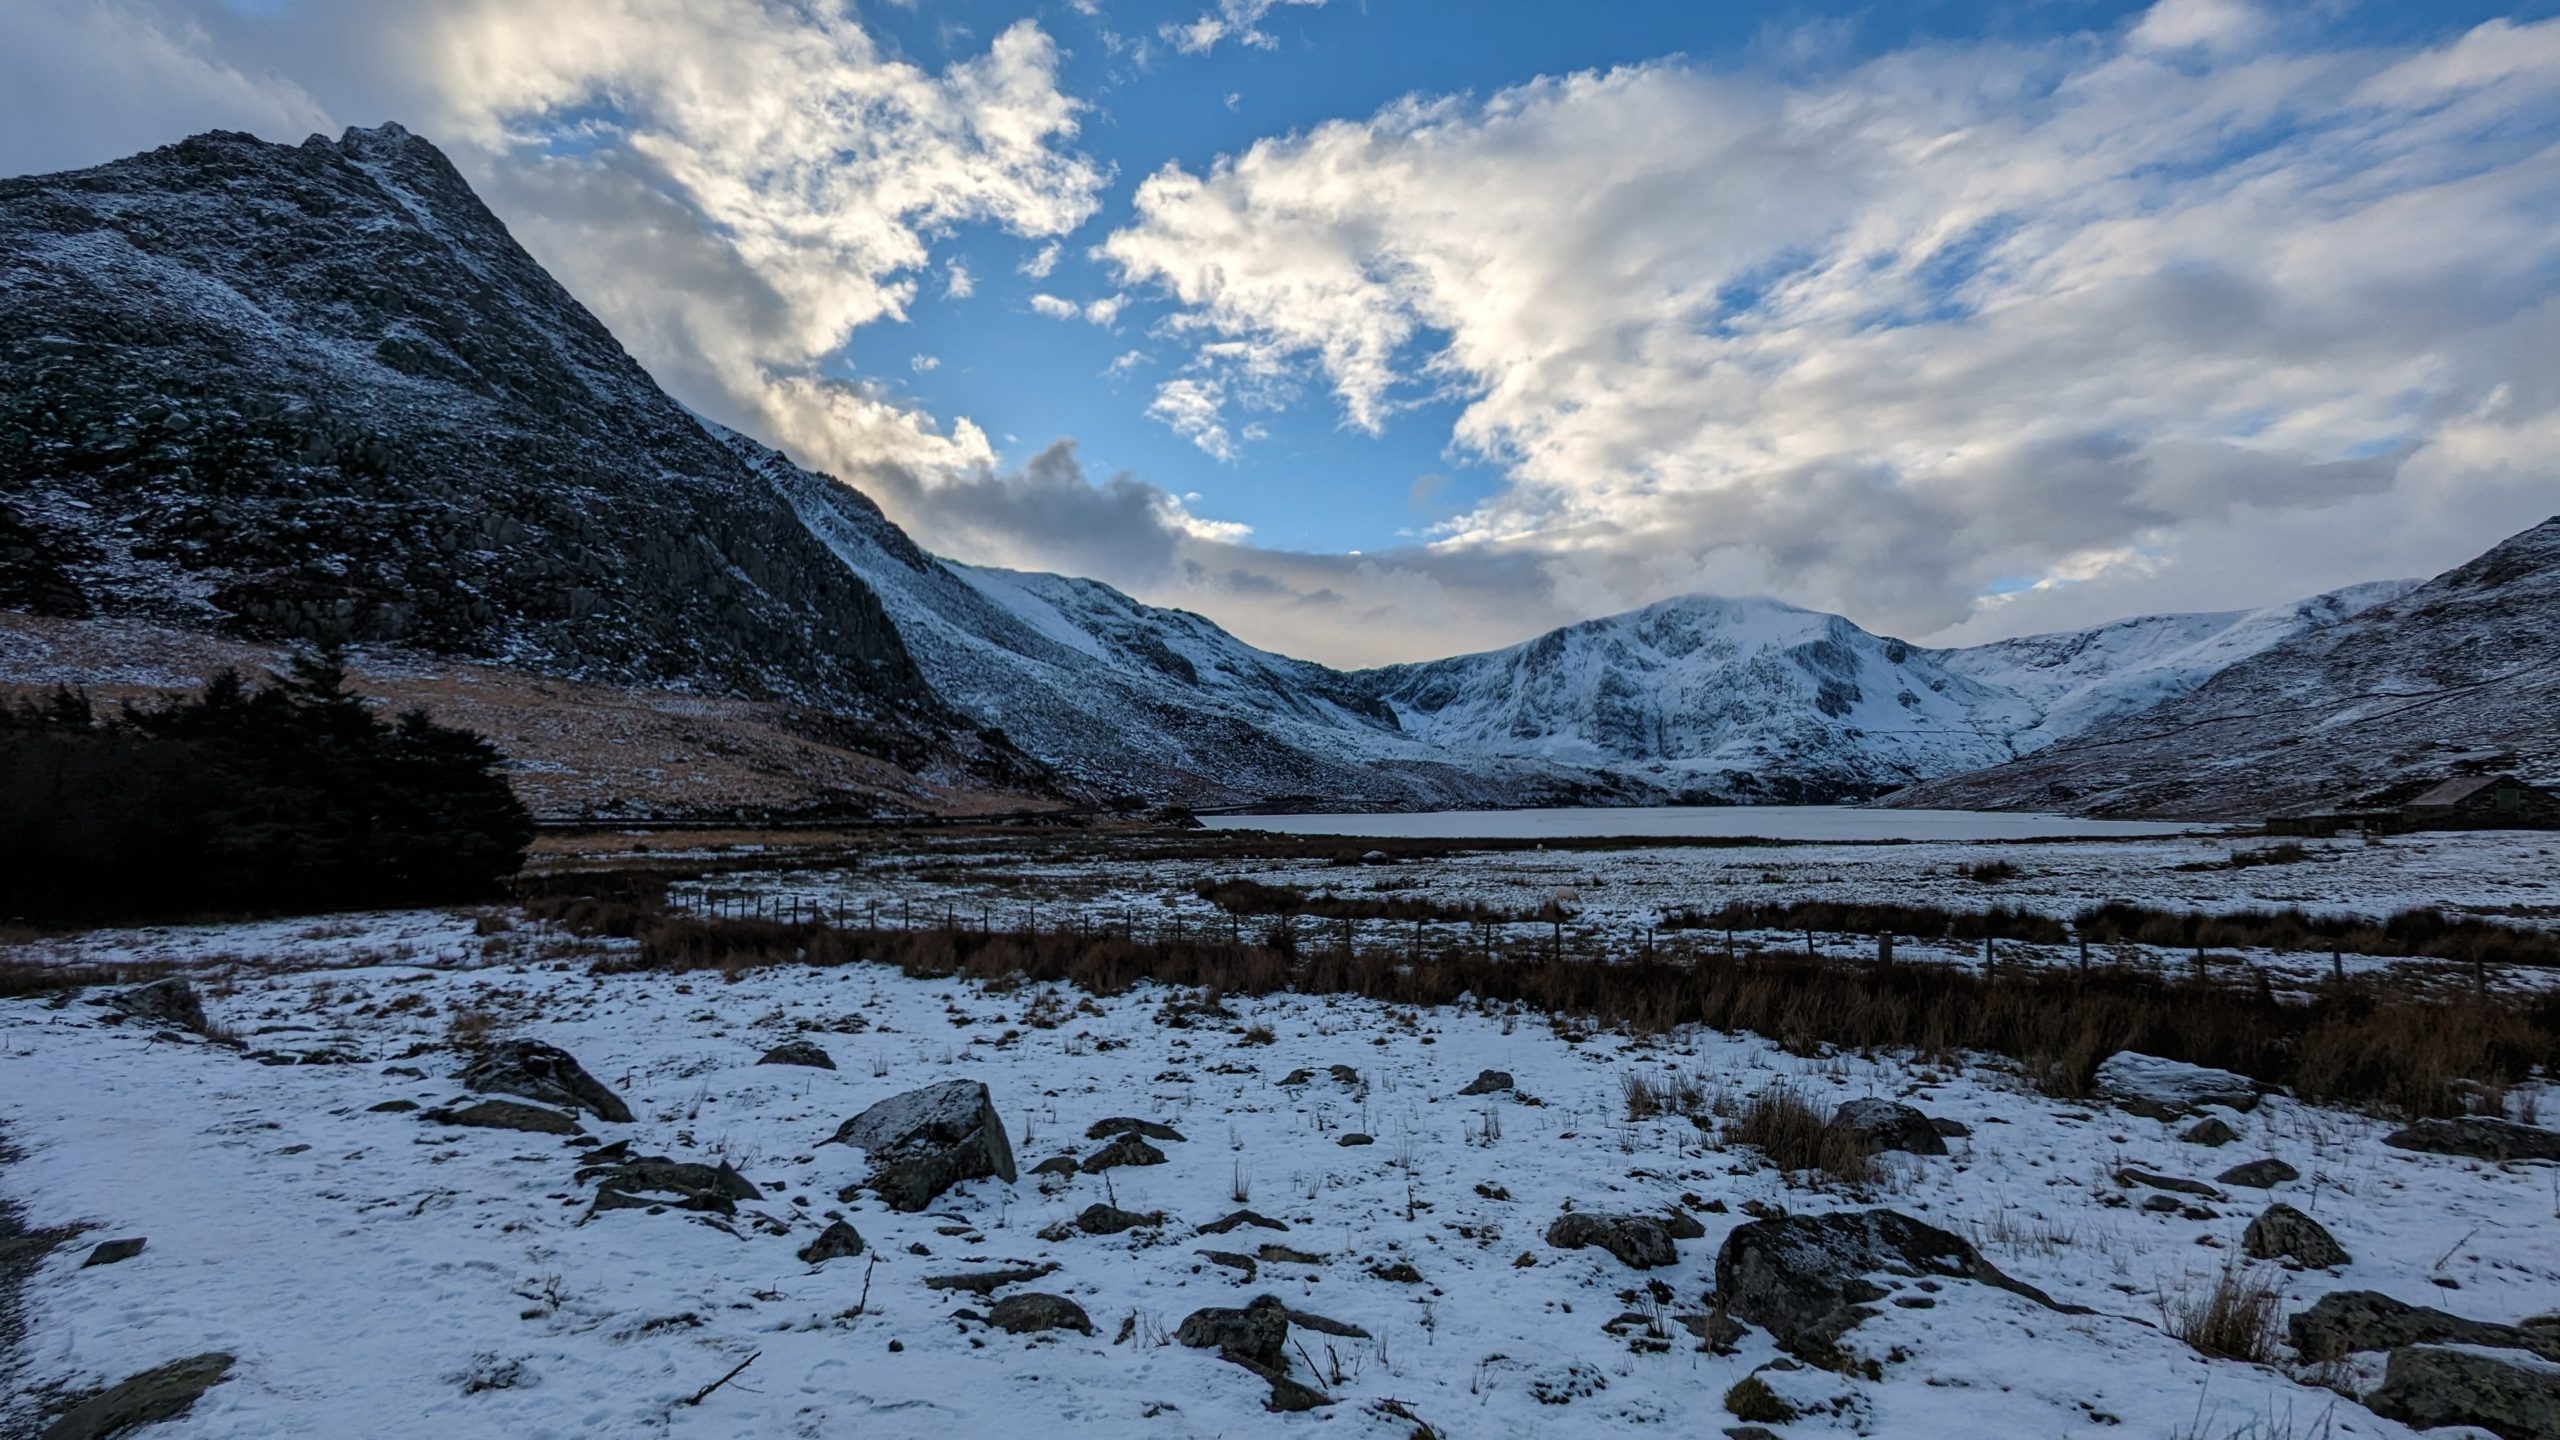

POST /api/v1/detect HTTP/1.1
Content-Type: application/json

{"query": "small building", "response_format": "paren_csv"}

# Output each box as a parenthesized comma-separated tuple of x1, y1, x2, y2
(2396, 773, 2560, 831)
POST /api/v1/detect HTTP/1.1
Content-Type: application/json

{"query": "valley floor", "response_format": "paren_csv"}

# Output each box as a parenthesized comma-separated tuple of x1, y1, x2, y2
(3, 828, 2556, 1438)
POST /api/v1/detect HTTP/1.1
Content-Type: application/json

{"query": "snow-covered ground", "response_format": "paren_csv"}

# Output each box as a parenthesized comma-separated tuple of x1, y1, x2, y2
(1202, 805, 2208, 840)
(5, 926, 2556, 1440)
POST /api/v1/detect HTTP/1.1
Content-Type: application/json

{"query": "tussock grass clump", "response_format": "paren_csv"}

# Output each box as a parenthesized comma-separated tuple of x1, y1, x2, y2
(2072, 901, 2560, 969)
(0, 959, 182, 1001)
(1663, 899, 2068, 945)
(1723, 1375, 1796, 1423)
(1726, 1084, 1873, 1185)
(2165, 1265, 2285, 1364)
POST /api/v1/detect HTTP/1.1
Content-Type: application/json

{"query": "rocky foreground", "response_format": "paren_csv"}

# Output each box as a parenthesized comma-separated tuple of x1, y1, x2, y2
(3, 927, 2557, 1438)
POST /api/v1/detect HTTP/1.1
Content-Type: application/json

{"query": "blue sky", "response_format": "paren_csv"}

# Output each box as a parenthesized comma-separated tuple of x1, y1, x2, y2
(8, 0, 2560, 664)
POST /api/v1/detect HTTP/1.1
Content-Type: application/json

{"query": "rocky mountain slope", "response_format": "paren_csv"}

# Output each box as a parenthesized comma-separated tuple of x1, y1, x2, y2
(1891, 517, 2560, 819)
(0, 124, 1041, 806)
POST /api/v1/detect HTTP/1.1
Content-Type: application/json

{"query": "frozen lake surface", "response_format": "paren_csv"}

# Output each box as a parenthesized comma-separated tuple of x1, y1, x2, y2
(1201, 803, 2210, 842)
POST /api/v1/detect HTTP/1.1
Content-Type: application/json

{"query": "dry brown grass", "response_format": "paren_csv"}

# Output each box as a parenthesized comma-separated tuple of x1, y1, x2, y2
(1725, 1084, 1874, 1185)
(2165, 1264, 2285, 1364)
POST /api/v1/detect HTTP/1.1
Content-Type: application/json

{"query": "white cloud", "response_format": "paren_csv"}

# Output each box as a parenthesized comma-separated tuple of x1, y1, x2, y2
(1147, 377, 1238, 460)
(0, 1, 330, 176)
(1104, 4, 2560, 647)
(1020, 239, 1060, 277)
(1029, 292, 1081, 319)
(944, 260, 977, 298)
(1161, 0, 1324, 57)
(910, 353, 940, 372)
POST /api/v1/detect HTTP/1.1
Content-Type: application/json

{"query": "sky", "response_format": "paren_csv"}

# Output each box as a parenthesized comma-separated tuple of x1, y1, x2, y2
(6, 0, 2560, 668)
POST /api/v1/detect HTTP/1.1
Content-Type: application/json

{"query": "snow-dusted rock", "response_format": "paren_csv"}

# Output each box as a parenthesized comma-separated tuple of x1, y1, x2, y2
(107, 978, 208, 1034)
(986, 1292, 1094, 1336)
(797, 1220, 866, 1265)
(41, 1352, 234, 1440)
(2290, 1291, 2560, 1362)
(2384, 1117, 2560, 1163)
(2092, 1052, 2263, 1119)
(757, 1039, 835, 1070)
(2243, 1203, 2349, 1269)
(1830, 1098, 1948, 1156)
(827, 1079, 1017, 1212)
(458, 1039, 633, 1123)
(2368, 1343, 2560, 1439)
(1713, 1209, 2073, 1352)
(1545, 1212, 1679, 1269)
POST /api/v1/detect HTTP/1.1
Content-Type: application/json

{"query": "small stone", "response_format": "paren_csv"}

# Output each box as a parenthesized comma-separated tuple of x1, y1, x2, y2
(1082, 1135, 1167, 1172)
(1077, 1203, 1163, 1236)
(758, 1039, 835, 1069)
(2181, 1117, 2240, 1147)
(81, 1238, 147, 1268)
(798, 1220, 866, 1264)
(1458, 1070, 1514, 1096)
(2217, 1158, 2300, 1188)
(423, 1099, 580, 1135)
(986, 1292, 1094, 1335)
(1198, 1209, 1288, 1235)
(2242, 1204, 2350, 1269)
(1085, 1117, 1185, 1143)
(1337, 1133, 1374, 1147)
(1546, 1212, 1678, 1269)
(367, 1099, 418, 1113)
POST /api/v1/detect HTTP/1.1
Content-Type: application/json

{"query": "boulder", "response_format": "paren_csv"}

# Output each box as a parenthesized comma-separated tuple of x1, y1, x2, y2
(1077, 1203, 1162, 1236)
(1831, 1098, 1948, 1156)
(1081, 1135, 1167, 1172)
(2242, 1203, 2350, 1268)
(2218, 1158, 2300, 1189)
(2290, 1291, 2560, 1363)
(797, 1220, 866, 1264)
(1545, 1212, 1679, 1269)
(1458, 1070, 1515, 1096)
(106, 978, 208, 1034)
(39, 1352, 234, 1440)
(1713, 1208, 2074, 1353)
(458, 1039, 632, 1123)
(2367, 1344, 2560, 1440)
(986, 1292, 1095, 1335)
(2383, 1117, 2560, 1164)
(1085, 1117, 1185, 1143)
(827, 1079, 1017, 1211)
(758, 1039, 835, 1070)
(1177, 1294, 1291, 1368)
(2092, 1052, 2262, 1119)
(1337, 1133, 1374, 1147)
(423, 1099, 580, 1135)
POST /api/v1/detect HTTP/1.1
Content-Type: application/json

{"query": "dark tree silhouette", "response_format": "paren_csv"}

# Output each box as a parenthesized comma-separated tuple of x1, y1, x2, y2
(0, 655, 533, 923)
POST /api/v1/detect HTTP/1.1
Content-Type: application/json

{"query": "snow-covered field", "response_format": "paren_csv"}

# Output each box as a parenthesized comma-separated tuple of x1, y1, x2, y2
(4, 904, 2558, 1439)
(1201, 805, 2207, 841)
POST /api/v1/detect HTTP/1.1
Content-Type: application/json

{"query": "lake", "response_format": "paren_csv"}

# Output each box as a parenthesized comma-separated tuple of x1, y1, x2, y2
(1197, 804, 2208, 842)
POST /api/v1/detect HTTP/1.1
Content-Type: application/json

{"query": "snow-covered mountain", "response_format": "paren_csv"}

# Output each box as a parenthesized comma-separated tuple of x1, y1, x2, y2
(1348, 585, 2409, 804)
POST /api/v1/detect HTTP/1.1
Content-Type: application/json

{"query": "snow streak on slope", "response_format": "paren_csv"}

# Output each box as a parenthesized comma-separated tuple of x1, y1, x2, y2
(1895, 517, 2560, 818)
(1939, 580, 2419, 752)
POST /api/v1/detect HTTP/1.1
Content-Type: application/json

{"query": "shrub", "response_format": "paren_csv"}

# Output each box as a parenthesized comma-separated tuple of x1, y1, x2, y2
(1723, 1376, 1795, 1423)
(2165, 1265, 2284, 1364)
(0, 657, 531, 924)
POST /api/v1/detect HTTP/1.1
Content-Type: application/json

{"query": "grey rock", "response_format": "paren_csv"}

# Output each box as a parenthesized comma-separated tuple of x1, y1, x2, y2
(2114, 1166, 2223, 1200)
(1229, 1353, 1334, 1411)
(2218, 1158, 2300, 1188)
(1029, 1155, 1080, 1177)
(1077, 1203, 1162, 1236)
(367, 1099, 418, 1113)
(2290, 1291, 2560, 1362)
(797, 1220, 866, 1264)
(1928, 1117, 1972, 1138)
(829, 1079, 1017, 1211)
(2243, 1203, 2350, 1268)
(39, 1352, 233, 1440)
(1458, 1070, 1514, 1096)
(1198, 1249, 1257, 1281)
(1713, 1208, 2077, 1354)
(1085, 1116, 1185, 1143)
(1177, 1293, 1291, 1368)
(986, 1292, 1094, 1335)
(1337, 1132, 1374, 1147)
(1545, 1212, 1678, 1269)
(758, 1039, 835, 1069)
(2368, 1343, 2560, 1440)
(1197, 1209, 1288, 1235)
(577, 1156, 763, 1212)
(923, 1263, 1058, 1294)
(2384, 1117, 2560, 1163)
(424, 1099, 580, 1135)
(80, 1238, 146, 1268)
(1327, 1065, 1361, 1085)
(2181, 1117, 2240, 1147)
(459, 1040, 632, 1123)
(1288, 1308, 1370, 1339)
(1081, 1135, 1167, 1172)
(1831, 1098, 1948, 1156)
(2093, 1052, 2262, 1119)
(107, 978, 208, 1034)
